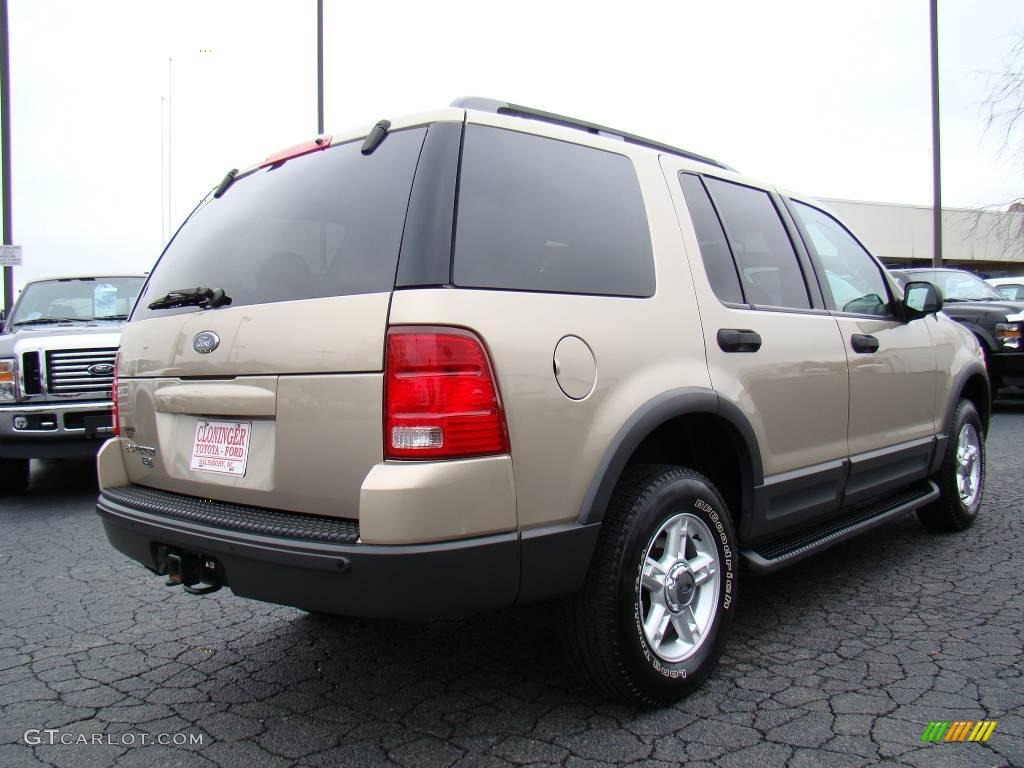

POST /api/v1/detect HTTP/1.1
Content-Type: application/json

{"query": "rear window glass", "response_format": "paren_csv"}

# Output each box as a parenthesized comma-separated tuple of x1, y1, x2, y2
(453, 126, 655, 297)
(704, 178, 810, 310)
(133, 128, 427, 320)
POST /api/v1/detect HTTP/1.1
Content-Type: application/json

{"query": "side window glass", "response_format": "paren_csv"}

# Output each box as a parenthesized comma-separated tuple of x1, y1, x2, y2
(997, 284, 1023, 301)
(791, 202, 892, 317)
(704, 178, 810, 310)
(679, 173, 743, 304)
(453, 126, 655, 297)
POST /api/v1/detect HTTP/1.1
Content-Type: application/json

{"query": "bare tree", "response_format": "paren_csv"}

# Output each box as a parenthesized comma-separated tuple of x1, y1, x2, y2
(972, 35, 1024, 256)
(983, 36, 1024, 177)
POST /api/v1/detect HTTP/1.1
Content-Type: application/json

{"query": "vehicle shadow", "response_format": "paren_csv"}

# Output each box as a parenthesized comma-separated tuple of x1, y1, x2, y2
(29, 457, 99, 493)
(0, 458, 99, 507)
(240, 510, 935, 731)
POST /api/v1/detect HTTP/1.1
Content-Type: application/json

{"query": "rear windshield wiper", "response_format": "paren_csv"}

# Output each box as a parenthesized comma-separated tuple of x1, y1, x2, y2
(147, 287, 232, 311)
(12, 317, 88, 326)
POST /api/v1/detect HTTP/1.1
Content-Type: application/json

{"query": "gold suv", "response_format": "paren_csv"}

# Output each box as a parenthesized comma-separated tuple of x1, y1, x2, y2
(97, 99, 990, 705)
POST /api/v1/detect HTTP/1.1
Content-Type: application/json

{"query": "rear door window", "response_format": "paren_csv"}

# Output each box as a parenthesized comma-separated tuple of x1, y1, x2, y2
(678, 173, 743, 304)
(453, 126, 655, 297)
(133, 128, 427, 320)
(704, 178, 811, 310)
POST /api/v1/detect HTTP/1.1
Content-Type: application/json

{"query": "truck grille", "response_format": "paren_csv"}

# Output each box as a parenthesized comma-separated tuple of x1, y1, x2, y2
(46, 347, 117, 400)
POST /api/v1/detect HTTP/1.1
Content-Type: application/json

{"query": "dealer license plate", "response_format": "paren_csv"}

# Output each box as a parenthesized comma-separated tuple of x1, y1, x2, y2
(189, 420, 252, 476)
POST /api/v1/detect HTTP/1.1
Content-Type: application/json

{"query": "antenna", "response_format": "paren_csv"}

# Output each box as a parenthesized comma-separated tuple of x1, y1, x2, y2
(160, 95, 166, 243)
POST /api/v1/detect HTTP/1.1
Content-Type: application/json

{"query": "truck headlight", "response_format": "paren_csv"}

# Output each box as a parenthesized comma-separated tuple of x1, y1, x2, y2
(0, 359, 15, 402)
(995, 322, 1022, 350)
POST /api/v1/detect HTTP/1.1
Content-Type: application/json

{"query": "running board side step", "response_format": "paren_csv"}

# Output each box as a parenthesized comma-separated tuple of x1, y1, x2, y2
(741, 481, 940, 574)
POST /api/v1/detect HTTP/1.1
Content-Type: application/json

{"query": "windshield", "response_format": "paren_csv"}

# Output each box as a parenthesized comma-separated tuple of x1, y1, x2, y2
(904, 270, 1006, 302)
(132, 128, 427, 322)
(10, 277, 145, 325)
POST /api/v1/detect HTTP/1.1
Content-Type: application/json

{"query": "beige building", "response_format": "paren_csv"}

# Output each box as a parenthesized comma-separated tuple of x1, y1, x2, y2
(820, 198, 1024, 276)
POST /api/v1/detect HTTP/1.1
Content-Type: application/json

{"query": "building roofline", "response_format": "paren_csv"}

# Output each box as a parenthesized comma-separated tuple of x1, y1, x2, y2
(816, 197, 1024, 216)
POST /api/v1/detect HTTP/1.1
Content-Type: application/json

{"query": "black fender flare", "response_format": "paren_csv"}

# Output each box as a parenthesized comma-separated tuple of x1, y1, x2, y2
(943, 362, 991, 435)
(931, 362, 990, 475)
(576, 387, 763, 526)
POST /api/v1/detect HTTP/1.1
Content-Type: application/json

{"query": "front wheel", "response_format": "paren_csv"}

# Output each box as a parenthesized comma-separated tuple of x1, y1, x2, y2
(0, 457, 30, 494)
(562, 465, 738, 705)
(918, 399, 985, 532)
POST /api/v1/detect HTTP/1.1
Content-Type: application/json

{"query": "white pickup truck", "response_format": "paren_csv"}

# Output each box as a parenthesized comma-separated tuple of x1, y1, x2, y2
(0, 275, 146, 492)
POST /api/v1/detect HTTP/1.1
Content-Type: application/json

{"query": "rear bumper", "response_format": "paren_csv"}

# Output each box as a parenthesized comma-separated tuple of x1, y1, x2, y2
(95, 428, 601, 616)
(97, 486, 600, 617)
(97, 487, 524, 617)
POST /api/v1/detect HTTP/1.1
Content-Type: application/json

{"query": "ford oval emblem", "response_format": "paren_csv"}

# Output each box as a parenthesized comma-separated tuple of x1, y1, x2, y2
(192, 331, 220, 354)
(87, 363, 115, 377)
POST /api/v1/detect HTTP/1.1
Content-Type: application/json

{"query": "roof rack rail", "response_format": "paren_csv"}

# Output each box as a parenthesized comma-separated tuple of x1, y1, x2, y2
(451, 97, 732, 171)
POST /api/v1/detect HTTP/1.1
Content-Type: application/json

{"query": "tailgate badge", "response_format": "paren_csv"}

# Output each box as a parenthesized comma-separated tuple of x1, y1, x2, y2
(192, 331, 220, 354)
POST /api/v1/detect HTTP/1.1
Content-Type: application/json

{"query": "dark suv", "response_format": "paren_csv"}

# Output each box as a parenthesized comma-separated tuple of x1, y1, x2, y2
(893, 268, 1023, 394)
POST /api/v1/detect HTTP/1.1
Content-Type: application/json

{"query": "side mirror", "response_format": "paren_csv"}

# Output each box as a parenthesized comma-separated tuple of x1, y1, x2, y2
(903, 281, 943, 321)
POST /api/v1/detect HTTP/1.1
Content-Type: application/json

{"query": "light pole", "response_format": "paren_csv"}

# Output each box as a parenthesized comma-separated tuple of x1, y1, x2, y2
(930, 0, 942, 267)
(1, 0, 14, 315)
(167, 58, 173, 233)
(317, 0, 324, 134)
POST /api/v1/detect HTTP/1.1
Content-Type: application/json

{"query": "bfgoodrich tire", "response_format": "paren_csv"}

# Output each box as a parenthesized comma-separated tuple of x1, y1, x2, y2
(562, 465, 738, 705)
(918, 399, 985, 532)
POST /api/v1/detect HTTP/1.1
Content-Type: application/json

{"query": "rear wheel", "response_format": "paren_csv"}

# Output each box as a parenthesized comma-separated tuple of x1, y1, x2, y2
(0, 457, 30, 494)
(562, 465, 737, 705)
(918, 399, 984, 531)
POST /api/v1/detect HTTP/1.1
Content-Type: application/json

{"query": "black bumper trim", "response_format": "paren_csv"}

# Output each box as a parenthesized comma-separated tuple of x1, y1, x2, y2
(97, 491, 520, 618)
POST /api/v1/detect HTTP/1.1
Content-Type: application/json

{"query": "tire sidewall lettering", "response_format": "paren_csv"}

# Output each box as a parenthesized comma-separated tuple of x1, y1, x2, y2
(628, 485, 736, 681)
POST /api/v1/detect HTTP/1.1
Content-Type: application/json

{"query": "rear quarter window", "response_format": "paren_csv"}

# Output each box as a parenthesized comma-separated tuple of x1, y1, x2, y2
(453, 126, 655, 298)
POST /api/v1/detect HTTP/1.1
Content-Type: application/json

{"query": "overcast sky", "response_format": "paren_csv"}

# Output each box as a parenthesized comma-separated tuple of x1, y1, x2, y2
(2, 0, 1022, 294)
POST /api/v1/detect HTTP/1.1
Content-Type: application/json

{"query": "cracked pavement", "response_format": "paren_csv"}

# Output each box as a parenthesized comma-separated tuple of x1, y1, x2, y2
(1, 402, 1022, 767)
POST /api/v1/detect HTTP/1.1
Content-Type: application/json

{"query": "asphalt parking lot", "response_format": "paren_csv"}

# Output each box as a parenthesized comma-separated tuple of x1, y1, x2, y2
(1, 402, 1022, 768)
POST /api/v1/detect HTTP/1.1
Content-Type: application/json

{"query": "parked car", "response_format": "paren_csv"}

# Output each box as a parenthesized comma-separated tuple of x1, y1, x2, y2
(96, 99, 989, 705)
(987, 276, 1024, 302)
(892, 268, 1023, 394)
(0, 275, 147, 492)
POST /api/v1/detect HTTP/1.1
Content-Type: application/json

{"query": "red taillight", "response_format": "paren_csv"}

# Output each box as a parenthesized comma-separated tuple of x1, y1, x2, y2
(111, 351, 120, 437)
(384, 327, 509, 460)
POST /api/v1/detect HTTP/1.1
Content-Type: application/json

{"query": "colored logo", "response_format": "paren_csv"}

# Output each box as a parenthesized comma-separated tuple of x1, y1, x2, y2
(87, 363, 115, 376)
(920, 721, 997, 743)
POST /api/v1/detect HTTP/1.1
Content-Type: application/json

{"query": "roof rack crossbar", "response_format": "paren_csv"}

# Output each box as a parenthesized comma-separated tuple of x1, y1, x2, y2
(451, 97, 732, 171)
